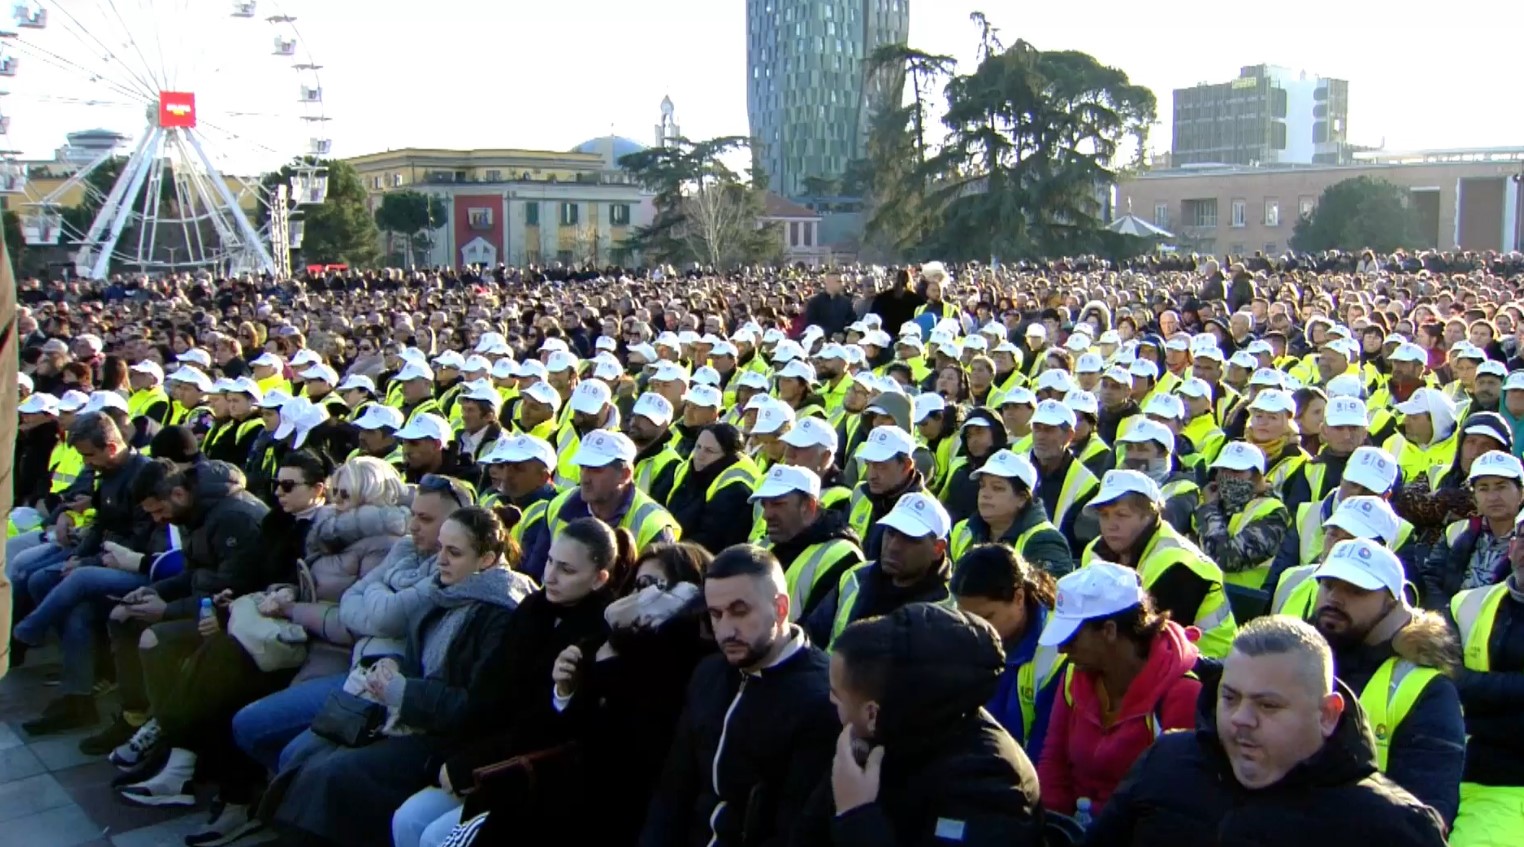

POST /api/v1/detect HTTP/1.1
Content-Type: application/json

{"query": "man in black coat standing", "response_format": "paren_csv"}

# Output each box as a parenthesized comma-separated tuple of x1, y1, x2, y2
(1087, 616, 1448, 847)
(640, 545, 839, 847)
(805, 270, 858, 340)
(793, 603, 1043, 847)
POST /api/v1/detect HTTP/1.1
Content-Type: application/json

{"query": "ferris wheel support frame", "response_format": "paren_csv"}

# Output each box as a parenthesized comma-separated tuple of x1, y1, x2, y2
(78, 126, 162, 279)
(185, 126, 277, 274)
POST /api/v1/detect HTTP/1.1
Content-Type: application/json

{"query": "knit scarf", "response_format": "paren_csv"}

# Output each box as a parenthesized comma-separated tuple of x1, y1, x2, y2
(1246, 431, 1293, 461)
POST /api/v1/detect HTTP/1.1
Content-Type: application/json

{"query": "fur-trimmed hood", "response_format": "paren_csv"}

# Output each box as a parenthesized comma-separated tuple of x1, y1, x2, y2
(1392, 609, 1461, 675)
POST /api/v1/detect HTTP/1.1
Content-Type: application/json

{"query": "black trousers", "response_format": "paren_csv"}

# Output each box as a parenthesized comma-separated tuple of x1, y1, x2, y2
(107, 616, 200, 715)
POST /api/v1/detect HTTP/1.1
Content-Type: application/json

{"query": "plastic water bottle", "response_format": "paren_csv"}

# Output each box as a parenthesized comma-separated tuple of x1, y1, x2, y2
(1075, 797, 1093, 830)
(199, 597, 214, 623)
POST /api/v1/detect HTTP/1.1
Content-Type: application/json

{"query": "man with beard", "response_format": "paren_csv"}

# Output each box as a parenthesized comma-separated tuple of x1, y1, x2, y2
(641, 546, 837, 847)
(843, 425, 926, 561)
(628, 392, 682, 503)
(1087, 616, 1448, 847)
(813, 344, 852, 416)
(1310, 537, 1466, 829)
(1469, 359, 1505, 415)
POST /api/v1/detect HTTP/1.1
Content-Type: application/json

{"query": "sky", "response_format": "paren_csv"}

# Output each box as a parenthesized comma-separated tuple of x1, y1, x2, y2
(6, 0, 1521, 173)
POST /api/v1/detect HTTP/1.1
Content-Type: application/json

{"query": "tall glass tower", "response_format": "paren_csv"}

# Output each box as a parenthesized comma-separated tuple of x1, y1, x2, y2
(746, 0, 909, 199)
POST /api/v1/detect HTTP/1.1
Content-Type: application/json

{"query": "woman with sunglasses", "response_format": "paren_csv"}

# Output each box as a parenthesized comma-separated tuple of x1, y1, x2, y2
(432, 542, 713, 847)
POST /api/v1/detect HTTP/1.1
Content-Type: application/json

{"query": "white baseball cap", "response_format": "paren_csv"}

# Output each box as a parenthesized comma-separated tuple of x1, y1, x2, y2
(1036, 369, 1076, 395)
(1228, 351, 1257, 371)
(1025, 324, 1048, 340)
(539, 337, 570, 354)
(1039, 562, 1151, 647)
(1343, 446, 1399, 494)
(592, 359, 622, 381)
(1477, 360, 1507, 379)
(1064, 390, 1099, 417)
(1118, 419, 1174, 454)
(777, 359, 818, 384)
(1212, 442, 1266, 474)
(1315, 538, 1406, 603)
(780, 417, 838, 452)
(1097, 330, 1121, 345)
(998, 387, 1036, 408)
(1176, 377, 1213, 400)
(353, 404, 404, 431)
(1128, 359, 1160, 381)
(129, 361, 164, 383)
(226, 376, 263, 402)
(1165, 336, 1190, 352)
(1087, 469, 1163, 511)
(650, 361, 690, 385)
(748, 464, 823, 502)
(432, 350, 467, 370)
(627, 343, 658, 362)
(394, 361, 435, 383)
(459, 380, 503, 412)
(1505, 372, 1524, 392)
(1395, 387, 1455, 419)
(299, 363, 339, 386)
(1064, 334, 1090, 353)
(396, 413, 452, 444)
(274, 397, 329, 447)
(1031, 398, 1077, 429)
(19, 393, 58, 415)
(913, 393, 946, 423)
(511, 359, 544, 381)
(752, 401, 796, 436)
(1248, 367, 1284, 388)
(896, 335, 925, 353)
(168, 367, 214, 393)
(856, 425, 917, 463)
(1324, 396, 1369, 428)
(176, 349, 212, 369)
(772, 340, 807, 363)
(1327, 495, 1401, 546)
(1249, 389, 1296, 415)
(684, 384, 723, 408)
(971, 449, 1038, 492)
(474, 332, 506, 354)
(1102, 366, 1132, 385)
(962, 335, 988, 353)
(487, 434, 557, 469)
(1324, 374, 1365, 400)
(250, 352, 282, 369)
(569, 380, 612, 416)
(85, 391, 129, 414)
(1388, 343, 1427, 365)
(876, 491, 952, 540)
(1469, 450, 1524, 483)
(595, 336, 618, 353)
(337, 374, 376, 394)
(1192, 347, 1224, 364)
(520, 381, 562, 412)
(691, 365, 722, 387)
(736, 371, 771, 392)
(573, 429, 637, 467)
(1076, 353, 1104, 374)
(1451, 343, 1486, 361)
(545, 351, 580, 374)
(1142, 393, 1184, 421)
(632, 392, 674, 427)
(57, 390, 91, 413)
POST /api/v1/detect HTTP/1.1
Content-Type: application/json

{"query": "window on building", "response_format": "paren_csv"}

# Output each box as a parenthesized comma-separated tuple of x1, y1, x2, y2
(1184, 199, 1217, 228)
(803, 222, 813, 246)
(1265, 242, 1279, 254)
(1264, 200, 1280, 227)
(485, 170, 501, 182)
(390, 173, 403, 187)
(468, 208, 492, 229)
(1154, 202, 1170, 229)
(609, 203, 630, 226)
(1298, 196, 1316, 219)
(789, 221, 800, 247)
(524, 202, 539, 226)
(559, 203, 578, 227)
(1231, 199, 1246, 228)
(1230, 243, 1246, 255)
(1271, 121, 1287, 150)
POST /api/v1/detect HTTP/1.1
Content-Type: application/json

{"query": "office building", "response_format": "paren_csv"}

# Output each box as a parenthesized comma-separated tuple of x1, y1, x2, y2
(1172, 65, 1349, 167)
(746, 0, 908, 198)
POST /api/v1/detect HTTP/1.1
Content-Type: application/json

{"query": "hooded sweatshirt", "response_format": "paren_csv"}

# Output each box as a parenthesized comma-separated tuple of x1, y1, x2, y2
(1038, 620, 1203, 815)
(793, 604, 1043, 847)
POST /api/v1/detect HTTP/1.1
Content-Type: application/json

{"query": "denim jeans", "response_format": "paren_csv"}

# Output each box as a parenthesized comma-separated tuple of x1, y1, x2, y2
(392, 787, 464, 847)
(231, 673, 346, 773)
(6, 529, 47, 561)
(8, 542, 71, 626)
(14, 566, 147, 695)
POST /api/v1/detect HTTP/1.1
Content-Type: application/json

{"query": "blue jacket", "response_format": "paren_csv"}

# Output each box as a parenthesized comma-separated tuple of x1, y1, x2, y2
(985, 605, 1061, 763)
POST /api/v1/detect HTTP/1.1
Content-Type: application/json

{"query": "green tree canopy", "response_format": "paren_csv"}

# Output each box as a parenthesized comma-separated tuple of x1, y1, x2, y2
(1290, 176, 1421, 254)
(620, 136, 780, 267)
(374, 190, 448, 266)
(260, 160, 380, 267)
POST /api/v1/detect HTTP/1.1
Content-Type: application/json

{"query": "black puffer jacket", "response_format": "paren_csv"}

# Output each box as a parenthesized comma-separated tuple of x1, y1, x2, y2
(1085, 671, 1448, 847)
(793, 603, 1044, 847)
(666, 452, 755, 554)
(148, 460, 271, 619)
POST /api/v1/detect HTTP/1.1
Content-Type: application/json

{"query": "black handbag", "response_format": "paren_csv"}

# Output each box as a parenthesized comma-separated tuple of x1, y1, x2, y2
(309, 690, 386, 747)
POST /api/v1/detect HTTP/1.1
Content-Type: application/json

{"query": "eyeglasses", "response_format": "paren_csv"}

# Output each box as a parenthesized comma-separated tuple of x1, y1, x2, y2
(633, 574, 668, 592)
(418, 474, 468, 507)
(274, 479, 306, 494)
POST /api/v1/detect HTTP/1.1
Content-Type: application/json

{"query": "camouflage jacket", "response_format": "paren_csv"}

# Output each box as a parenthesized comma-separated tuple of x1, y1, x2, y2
(1193, 500, 1291, 574)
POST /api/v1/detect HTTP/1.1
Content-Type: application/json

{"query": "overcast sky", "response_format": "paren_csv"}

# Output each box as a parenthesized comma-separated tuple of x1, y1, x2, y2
(6, 0, 1517, 172)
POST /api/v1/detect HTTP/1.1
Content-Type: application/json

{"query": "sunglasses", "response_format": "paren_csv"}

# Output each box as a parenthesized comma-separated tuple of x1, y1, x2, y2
(273, 479, 306, 494)
(418, 474, 469, 507)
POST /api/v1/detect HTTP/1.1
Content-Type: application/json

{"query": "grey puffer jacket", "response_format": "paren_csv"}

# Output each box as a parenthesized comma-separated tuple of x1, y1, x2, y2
(336, 535, 440, 665)
(287, 503, 410, 680)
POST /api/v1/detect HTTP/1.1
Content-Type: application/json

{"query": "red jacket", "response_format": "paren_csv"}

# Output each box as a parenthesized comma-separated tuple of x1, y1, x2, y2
(1037, 620, 1202, 815)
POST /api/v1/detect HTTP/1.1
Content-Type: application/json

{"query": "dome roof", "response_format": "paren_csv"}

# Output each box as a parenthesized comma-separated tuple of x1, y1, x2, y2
(571, 135, 647, 163)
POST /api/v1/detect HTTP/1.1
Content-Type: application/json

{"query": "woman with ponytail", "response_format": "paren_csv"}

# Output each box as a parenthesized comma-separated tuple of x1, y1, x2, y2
(391, 517, 623, 847)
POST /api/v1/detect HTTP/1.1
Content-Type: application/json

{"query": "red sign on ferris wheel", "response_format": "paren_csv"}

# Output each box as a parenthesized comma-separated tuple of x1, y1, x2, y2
(158, 91, 197, 128)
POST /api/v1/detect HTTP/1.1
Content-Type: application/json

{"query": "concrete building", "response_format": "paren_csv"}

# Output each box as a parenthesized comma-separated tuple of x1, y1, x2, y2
(346, 136, 655, 267)
(761, 192, 830, 265)
(1172, 65, 1349, 167)
(746, 0, 908, 198)
(1118, 147, 1524, 257)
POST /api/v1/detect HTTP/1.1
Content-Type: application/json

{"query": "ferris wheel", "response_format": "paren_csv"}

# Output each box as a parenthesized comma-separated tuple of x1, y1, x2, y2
(0, 0, 332, 279)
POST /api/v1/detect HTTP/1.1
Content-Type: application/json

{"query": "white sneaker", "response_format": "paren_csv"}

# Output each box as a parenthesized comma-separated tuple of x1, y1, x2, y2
(110, 718, 162, 770)
(118, 747, 196, 807)
(185, 801, 264, 847)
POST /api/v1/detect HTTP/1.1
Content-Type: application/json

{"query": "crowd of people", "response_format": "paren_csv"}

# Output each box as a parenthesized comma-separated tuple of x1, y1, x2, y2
(6, 251, 1524, 847)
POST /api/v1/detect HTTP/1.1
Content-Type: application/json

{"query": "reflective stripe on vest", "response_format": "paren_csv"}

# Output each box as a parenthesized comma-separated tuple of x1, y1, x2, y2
(781, 539, 863, 621)
(1450, 583, 1509, 672)
(1222, 497, 1286, 589)
(1297, 500, 1327, 566)
(1081, 523, 1237, 657)
(1359, 658, 1443, 773)
(553, 424, 583, 488)
(403, 399, 442, 425)
(949, 518, 1059, 564)
(510, 498, 552, 548)
(1016, 645, 1065, 743)
(1271, 564, 1319, 619)
(48, 443, 83, 493)
(634, 447, 682, 495)
(1052, 461, 1099, 530)
(828, 563, 956, 647)
(848, 486, 872, 540)
(1160, 478, 1200, 502)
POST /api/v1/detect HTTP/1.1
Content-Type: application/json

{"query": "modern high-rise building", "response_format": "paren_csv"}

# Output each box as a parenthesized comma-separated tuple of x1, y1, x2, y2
(1171, 65, 1350, 167)
(746, 0, 909, 199)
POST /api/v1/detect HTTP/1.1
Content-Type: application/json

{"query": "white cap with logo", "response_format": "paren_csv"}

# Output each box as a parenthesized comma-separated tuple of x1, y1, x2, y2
(1118, 419, 1174, 454)
(1211, 442, 1266, 474)
(1314, 538, 1406, 604)
(1039, 562, 1151, 646)
(1468, 450, 1524, 483)
(971, 449, 1038, 492)
(485, 434, 557, 469)
(632, 392, 674, 427)
(1343, 446, 1399, 494)
(780, 417, 838, 452)
(856, 425, 917, 463)
(396, 413, 452, 444)
(572, 429, 637, 467)
(1327, 495, 1401, 545)
(1031, 398, 1077, 429)
(569, 380, 613, 416)
(876, 491, 952, 540)
(1087, 469, 1163, 512)
(749, 465, 823, 502)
